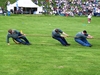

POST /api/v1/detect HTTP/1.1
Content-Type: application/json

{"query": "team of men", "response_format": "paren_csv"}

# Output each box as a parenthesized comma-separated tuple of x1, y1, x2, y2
(7, 29, 93, 47)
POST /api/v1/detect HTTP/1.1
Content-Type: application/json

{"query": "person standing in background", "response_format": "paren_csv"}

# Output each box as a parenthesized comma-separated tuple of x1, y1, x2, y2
(88, 13, 92, 23)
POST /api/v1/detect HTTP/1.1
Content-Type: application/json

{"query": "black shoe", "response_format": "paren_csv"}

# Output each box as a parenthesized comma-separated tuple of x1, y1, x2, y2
(89, 45, 92, 47)
(65, 44, 70, 46)
(67, 44, 70, 46)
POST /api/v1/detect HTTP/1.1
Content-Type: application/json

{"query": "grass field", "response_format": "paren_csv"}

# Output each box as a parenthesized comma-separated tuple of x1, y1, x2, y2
(0, 15, 100, 75)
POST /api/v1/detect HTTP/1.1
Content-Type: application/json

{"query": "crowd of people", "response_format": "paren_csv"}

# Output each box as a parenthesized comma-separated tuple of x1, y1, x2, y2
(42, 0, 100, 16)
(0, 0, 10, 16)
(0, 0, 100, 16)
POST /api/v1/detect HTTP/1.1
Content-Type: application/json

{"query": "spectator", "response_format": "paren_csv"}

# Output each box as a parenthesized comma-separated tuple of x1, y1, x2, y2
(33, 0, 38, 5)
(87, 13, 92, 23)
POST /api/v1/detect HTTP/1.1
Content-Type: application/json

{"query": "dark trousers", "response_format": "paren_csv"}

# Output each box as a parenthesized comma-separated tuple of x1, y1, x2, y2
(14, 36, 30, 45)
(53, 36, 69, 46)
(14, 33, 30, 45)
(74, 38, 91, 47)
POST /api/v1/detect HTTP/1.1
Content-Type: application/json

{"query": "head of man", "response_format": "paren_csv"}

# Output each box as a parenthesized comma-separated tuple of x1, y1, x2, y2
(8, 29, 12, 34)
(83, 30, 88, 36)
(55, 29, 59, 33)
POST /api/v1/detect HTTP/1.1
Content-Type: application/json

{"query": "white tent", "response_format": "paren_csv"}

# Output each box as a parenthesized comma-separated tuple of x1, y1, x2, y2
(7, 0, 43, 14)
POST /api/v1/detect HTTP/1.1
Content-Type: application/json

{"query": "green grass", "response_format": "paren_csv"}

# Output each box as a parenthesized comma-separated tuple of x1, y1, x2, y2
(0, 15, 100, 75)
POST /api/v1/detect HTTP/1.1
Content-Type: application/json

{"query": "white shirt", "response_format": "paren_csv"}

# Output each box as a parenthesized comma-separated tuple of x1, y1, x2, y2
(88, 15, 92, 18)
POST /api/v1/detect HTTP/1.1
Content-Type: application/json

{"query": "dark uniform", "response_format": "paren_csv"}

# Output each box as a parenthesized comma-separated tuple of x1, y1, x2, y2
(52, 29, 70, 46)
(74, 30, 92, 47)
(7, 29, 31, 45)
